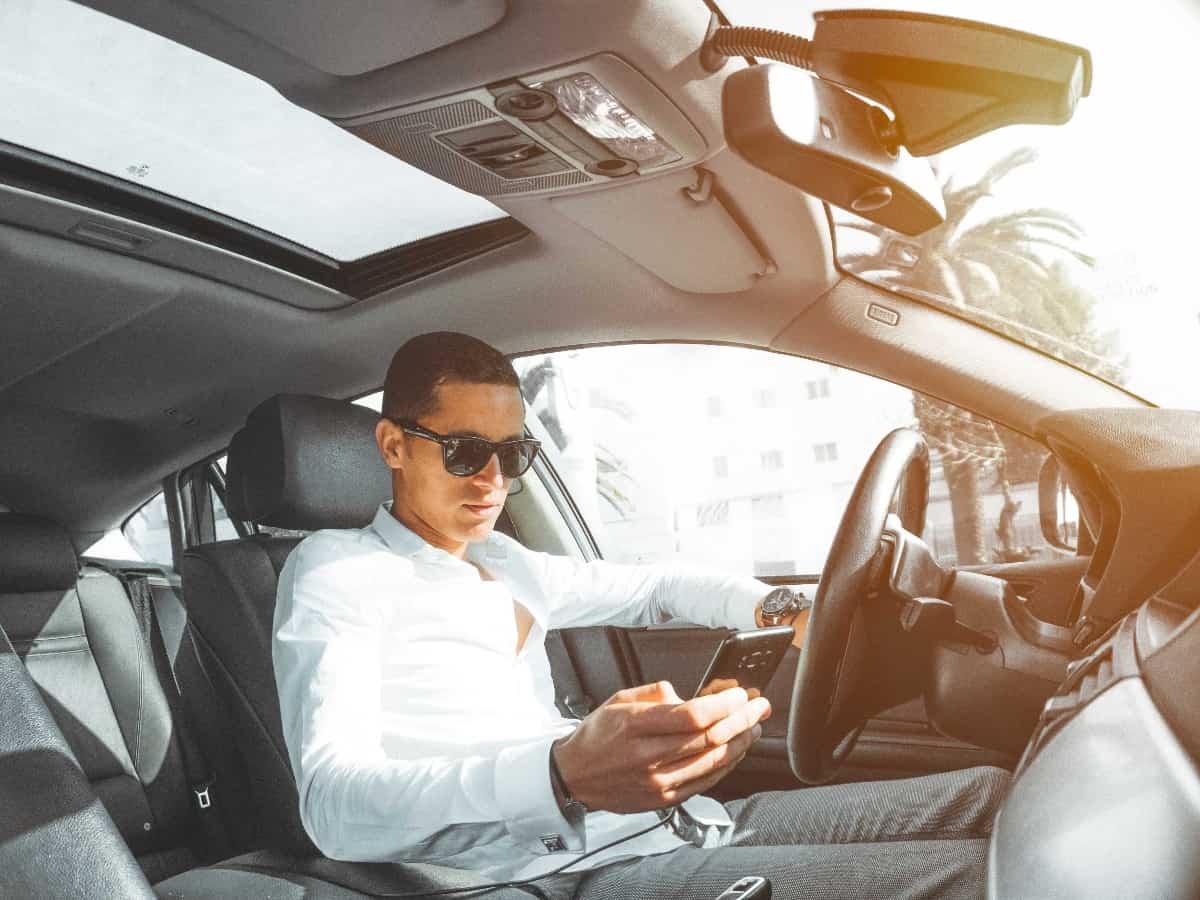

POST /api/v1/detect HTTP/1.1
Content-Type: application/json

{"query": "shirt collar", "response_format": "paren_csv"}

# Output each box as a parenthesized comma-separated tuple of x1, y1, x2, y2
(370, 502, 508, 566)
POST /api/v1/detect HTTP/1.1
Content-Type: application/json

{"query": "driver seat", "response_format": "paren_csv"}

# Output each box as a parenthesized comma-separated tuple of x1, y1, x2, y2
(177, 395, 390, 854)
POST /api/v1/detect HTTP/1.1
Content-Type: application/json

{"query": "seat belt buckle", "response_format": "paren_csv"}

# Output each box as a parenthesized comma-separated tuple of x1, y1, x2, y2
(192, 775, 216, 811)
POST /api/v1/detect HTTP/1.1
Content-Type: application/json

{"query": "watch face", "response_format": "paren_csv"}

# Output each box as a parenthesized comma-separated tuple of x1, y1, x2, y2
(762, 588, 795, 616)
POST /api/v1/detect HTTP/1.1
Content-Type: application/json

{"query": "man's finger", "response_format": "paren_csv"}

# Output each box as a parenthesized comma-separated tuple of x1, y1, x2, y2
(606, 681, 682, 706)
(630, 686, 750, 735)
(704, 696, 771, 746)
(657, 726, 761, 802)
(653, 725, 761, 788)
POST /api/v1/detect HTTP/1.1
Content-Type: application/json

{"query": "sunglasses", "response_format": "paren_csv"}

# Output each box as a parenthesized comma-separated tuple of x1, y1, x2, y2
(395, 420, 541, 478)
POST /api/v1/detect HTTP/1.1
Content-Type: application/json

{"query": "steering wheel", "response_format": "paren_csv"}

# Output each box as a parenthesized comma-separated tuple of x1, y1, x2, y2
(787, 427, 930, 784)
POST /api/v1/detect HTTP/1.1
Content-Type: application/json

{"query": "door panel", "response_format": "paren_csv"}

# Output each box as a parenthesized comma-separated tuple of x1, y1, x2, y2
(551, 620, 1014, 800)
(970, 554, 1089, 625)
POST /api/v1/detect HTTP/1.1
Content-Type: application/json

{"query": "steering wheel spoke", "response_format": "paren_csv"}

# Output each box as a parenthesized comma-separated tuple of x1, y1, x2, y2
(787, 427, 932, 784)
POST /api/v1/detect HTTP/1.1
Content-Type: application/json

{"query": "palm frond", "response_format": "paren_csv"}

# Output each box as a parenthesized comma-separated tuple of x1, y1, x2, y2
(976, 147, 1039, 192)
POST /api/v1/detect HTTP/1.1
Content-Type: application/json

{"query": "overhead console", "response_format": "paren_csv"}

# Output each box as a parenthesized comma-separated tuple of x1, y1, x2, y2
(342, 54, 706, 197)
(341, 52, 782, 294)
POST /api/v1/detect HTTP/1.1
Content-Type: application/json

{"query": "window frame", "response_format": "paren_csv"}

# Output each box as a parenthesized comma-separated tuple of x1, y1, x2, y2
(511, 341, 1081, 578)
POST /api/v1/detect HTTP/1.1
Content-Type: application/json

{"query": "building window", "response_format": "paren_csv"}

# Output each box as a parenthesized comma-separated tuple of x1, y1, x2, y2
(751, 493, 785, 519)
(753, 387, 776, 407)
(696, 500, 730, 527)
(806, 379, 830, 400)
(713, 456, 729, 478)
(813, 442, 838, 463)
(760, 449, 784, 471)
(707, 395, 723, 417)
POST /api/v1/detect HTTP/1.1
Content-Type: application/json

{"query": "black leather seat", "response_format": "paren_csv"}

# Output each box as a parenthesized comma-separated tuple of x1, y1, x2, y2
(0, 565, 156, 898)
(0, 512, 378, 898)
(179, 395, 391, 853)
(173, 395, 542, 897)
(0, 513, 205, 884)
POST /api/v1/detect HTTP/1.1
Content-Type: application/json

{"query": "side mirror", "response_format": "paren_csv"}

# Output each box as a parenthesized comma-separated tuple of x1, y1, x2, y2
(1037, 456, 1079, 552)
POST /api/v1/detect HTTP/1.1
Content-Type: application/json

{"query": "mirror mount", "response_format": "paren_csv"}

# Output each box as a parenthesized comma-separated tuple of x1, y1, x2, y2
(722, 64, 945, 235)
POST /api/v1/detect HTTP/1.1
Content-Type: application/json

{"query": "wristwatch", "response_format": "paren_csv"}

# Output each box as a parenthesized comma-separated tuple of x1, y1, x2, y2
(759, 586, 810, 627)
(548, 739, 588, 821)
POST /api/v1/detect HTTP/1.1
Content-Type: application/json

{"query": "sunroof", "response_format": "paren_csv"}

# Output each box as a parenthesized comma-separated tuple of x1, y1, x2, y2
(0, 0, 506, 262)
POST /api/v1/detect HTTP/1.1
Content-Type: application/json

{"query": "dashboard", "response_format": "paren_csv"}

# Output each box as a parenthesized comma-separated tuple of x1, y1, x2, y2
(986, 408, 1200, 898)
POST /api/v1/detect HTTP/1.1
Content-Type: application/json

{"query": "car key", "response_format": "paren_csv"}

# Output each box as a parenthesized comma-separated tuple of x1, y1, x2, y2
(715, 876, 771, 899)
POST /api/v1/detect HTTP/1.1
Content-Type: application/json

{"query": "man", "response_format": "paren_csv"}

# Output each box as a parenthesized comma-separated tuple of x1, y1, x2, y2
(274, 332, 1007, 900)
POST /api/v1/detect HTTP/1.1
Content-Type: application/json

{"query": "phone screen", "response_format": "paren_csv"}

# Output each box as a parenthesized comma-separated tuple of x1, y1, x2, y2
(693, 626, 795, 699)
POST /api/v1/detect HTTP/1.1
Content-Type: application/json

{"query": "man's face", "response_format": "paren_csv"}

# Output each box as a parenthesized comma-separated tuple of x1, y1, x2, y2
(378, 380, 526, 555)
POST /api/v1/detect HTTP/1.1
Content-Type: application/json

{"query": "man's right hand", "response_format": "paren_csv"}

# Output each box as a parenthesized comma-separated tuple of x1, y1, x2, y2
(551, 681, 770, 814)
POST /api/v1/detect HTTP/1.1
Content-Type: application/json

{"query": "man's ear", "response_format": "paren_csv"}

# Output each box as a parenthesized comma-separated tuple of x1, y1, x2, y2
(375, 418, 406, 471)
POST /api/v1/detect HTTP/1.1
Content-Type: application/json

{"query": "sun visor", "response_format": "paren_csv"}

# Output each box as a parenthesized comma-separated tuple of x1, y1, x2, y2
(551, 166, 773, 294)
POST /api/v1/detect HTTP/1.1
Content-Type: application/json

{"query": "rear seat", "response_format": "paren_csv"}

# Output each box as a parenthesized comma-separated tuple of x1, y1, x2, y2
(0, 514, 202, 883)
(0, 512, 378, 898)
(0, 603, 155, 898)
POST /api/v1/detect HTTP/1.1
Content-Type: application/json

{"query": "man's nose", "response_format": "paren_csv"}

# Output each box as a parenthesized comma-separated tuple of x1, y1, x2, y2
(474, 452, 506, 485)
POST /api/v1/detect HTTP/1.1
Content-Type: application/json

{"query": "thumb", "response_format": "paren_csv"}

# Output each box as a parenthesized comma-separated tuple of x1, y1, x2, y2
(607, 680, 680, 705)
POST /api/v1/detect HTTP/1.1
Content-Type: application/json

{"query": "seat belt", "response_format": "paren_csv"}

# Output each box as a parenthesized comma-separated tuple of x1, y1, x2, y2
(124, 573, 234, 863)
(544, 630, 594, 719)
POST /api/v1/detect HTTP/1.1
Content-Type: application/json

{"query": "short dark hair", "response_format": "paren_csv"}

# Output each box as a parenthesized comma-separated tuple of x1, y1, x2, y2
(381, 331, 520, 421)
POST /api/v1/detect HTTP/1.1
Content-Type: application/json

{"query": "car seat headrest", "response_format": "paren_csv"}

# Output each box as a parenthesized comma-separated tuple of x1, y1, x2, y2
(225, 394, 391, 531)
(0, 514, 80, 593)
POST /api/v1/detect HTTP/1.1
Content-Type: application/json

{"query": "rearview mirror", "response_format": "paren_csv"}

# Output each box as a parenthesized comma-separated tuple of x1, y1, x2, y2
(723, 64, 945, 235)
(806, 10, 1092, 157)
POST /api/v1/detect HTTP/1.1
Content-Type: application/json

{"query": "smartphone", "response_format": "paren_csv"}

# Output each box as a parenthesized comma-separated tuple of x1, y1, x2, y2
(692, 626, 795, 700)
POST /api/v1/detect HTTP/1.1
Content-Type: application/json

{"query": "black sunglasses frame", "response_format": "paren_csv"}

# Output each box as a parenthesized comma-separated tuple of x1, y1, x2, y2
(393, 419, 541, 478)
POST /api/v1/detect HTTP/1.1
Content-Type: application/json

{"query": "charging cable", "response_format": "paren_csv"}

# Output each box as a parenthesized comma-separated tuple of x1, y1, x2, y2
(368, 806, 680, 898)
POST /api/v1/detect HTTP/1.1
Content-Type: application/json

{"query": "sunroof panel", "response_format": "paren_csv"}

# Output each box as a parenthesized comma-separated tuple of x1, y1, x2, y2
(0, 0, 506, 261)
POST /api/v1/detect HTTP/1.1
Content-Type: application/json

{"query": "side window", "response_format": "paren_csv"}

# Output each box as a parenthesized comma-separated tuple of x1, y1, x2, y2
(209, 457, 240, 542)
(516, 344, 1059, 576)
(124, 493, 175, 564)
(80, 492, 175, 566)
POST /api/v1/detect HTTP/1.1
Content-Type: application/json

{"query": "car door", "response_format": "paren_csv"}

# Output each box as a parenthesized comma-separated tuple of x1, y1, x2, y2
(517, 343, 1083, 793)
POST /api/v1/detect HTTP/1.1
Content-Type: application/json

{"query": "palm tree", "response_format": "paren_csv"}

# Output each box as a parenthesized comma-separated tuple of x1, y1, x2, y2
(841, 148, 1116, 564)
(518, 358, 636, 518)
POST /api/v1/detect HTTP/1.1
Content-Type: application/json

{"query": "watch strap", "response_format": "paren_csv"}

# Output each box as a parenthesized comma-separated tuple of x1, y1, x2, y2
(548, 739, 588, 817)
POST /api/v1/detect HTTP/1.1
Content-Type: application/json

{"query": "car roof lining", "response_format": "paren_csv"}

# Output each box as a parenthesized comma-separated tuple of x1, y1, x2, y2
(1, 0, 1145, 546)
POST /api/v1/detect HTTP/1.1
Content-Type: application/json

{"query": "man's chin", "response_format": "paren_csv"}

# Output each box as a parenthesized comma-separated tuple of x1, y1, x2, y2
(458, 505, 501, 539)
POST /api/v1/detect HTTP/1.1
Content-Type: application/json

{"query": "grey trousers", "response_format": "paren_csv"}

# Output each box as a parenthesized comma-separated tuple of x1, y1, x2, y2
(536, 766, 1011, 900)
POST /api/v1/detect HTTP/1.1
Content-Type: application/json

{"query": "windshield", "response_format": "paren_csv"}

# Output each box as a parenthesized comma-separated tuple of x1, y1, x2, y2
(0, 0, 505, 262)
(721, 0, 1200, 410)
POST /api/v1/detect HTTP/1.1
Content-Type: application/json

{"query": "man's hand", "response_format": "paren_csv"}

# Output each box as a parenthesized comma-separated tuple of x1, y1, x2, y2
(552, 681, 770, 814)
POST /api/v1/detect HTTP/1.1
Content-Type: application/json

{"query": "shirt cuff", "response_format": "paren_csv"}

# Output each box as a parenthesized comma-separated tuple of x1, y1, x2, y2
(732, 582, 765, 632)
(495, 736, 586, 854)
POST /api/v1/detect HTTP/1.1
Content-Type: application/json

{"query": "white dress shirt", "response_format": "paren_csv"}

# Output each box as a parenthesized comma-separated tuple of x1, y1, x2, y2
(274, 503, 765, 881)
